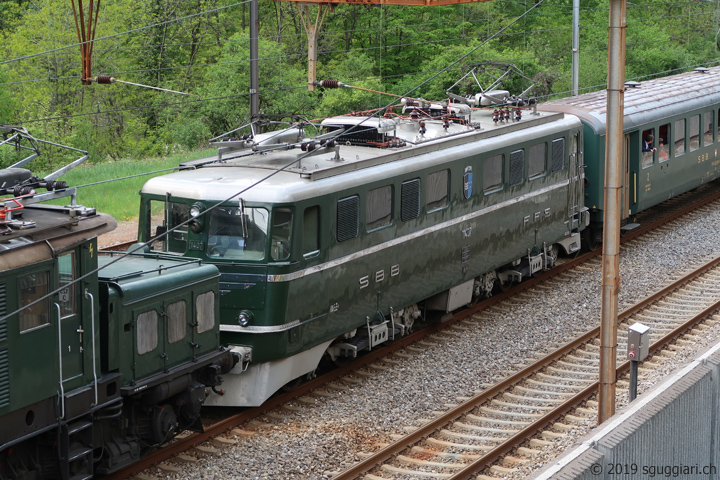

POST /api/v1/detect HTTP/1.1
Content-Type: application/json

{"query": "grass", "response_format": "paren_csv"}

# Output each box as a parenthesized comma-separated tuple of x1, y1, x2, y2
(41, 148, 216, 221)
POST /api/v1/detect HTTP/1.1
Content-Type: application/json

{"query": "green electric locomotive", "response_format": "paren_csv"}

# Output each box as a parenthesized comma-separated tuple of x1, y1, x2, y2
(0, 127, 236, 479)
(138, 94, 588, 406)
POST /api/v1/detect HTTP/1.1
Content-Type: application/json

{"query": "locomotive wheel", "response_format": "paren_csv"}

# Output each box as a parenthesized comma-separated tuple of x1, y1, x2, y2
(582, 227, 600, 251)
(281, 376, 304, 392)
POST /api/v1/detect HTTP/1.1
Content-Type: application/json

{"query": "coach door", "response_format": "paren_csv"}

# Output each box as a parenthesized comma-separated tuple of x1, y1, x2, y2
(623, 133, 633, 220)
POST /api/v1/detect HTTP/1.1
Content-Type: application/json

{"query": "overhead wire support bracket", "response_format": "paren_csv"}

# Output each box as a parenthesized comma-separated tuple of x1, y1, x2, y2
(71, 0, 101, 85)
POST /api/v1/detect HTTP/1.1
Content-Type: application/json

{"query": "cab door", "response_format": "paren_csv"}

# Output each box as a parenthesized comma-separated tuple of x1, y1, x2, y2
(57, 251, 84, 384)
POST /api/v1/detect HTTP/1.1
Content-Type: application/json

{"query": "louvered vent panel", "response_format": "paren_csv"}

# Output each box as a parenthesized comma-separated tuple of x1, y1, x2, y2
(0, 283, 5, 343)
(337, 196, 359, 242)
(0, 349, 8, 408)
(552, 138, 565, 172)
(509, 150, 525, 186)
(400, 180, 421, 221)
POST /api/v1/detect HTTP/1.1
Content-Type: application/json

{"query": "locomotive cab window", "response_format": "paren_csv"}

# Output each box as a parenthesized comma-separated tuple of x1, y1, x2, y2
(271, 208, 293, 261)
(207, 206, 268, 260)
(704, 111, 714, 146)
(58, 252, 76, 318)
(303, 206, 320, 257)
(689, 114, 700, 152)
(551, 138, 565, 173)
(426, 169, 449, 212)
(529, 142, 547, 179)
(400, 179, 421, 221)
(146, 200, 189, 254)
(483, 154, 504, 193)
(674, 119, 686, 156)
(658, 124, 670, 162)
(641, 128, 655, 168)
(509, 149, 525, 186)
(19, 271, 50, 332)
(366, 185, 393, 231)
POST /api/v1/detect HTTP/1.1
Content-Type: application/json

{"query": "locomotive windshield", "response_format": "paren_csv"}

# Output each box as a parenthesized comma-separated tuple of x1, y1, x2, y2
(207, 206, 268, 260)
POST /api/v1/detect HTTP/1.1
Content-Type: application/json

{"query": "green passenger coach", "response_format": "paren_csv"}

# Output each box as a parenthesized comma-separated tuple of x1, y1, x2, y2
(540, 66, 720, 247)
(139, 98, 588, 407)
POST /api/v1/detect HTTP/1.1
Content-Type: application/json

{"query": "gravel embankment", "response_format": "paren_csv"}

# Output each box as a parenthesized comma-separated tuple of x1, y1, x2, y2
(139, 200, 720, 480)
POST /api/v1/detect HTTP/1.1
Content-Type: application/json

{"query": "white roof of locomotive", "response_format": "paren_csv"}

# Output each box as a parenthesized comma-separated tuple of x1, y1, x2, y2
(142, 108, 580, 205)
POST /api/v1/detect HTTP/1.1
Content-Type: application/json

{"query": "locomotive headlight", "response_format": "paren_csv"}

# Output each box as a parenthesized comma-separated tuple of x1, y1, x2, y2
(189, 202, 205, 233)
(237, 310, 254, 326)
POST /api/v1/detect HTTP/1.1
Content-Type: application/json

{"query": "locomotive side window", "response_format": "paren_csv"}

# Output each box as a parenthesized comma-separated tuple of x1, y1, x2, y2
(207, 206, 268, 260)
(366, 185, 393, 231)
(528, 142, 547, 179)
(303, 206, 320, 256)
(58, 252, 76, 318)
(509, 149, 525, 186)
(689, 114, 700, 151)
(704, 111, 714, 146)
(483, 154, 503, 193)
(271, 208, 293, 261)
(167, 300, 186, 344)
(196, 291, 215, 334)
(146, 200, 188, 254)
(426, 169, 449, 212)
(641, 128, 655, 168)
(136, 310, 158, 355)
(337, 196, 360, 242)
(18, 272, 49, 332)
(400, 179, 421, 221)
(658, 124, 670, 162)
(551, 138, 565, 173)
(674, 119, 686, 156)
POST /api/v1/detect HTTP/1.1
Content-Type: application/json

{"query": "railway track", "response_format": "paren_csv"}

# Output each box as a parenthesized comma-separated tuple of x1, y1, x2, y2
(330, 253, 720, 480)
(105, 185, 720, 480)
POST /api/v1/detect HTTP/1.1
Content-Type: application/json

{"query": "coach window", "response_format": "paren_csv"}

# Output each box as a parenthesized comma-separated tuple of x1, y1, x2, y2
(426, 170, 449, 212)
(400, 179, 421, 221)
(551, 138, 565, 172)
(689, 114, 700, 152)
(137, 310, 158, 355)
(303, 206, 320, 257)
(704, 111, 714, 146)
(483, 154, 504, 193)
(366, 186, 393, 232)
(19, 271, 50, 332)
(674, 119, 686, 156)
(271, 208, 293, 261)
(337, 195, 360, 242)
(658, 124, 670, 162)
(58, 252, 76, 318)
(641, 128, 655, 168)
(509, 149, 525, 186)
(529, 142, 547, 179)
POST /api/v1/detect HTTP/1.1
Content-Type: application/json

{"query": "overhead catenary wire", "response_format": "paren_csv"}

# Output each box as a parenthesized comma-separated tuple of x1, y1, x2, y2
(0, 0, 550, 325)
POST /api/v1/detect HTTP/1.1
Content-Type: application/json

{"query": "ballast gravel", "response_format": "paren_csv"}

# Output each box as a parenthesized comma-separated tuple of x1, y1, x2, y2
(142, 192, 720, 480)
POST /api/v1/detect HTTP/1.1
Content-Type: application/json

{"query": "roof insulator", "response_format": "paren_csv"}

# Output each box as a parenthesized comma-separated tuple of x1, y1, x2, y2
(694, 67, 710, 74)
(624, 81, 641, 88)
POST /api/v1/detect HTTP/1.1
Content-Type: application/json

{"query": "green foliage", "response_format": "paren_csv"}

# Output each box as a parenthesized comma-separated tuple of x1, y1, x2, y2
(1, 0, 719, 171)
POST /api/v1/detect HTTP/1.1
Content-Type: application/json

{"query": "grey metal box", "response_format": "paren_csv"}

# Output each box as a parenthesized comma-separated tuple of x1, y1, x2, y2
(628, 322, 650, 361)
